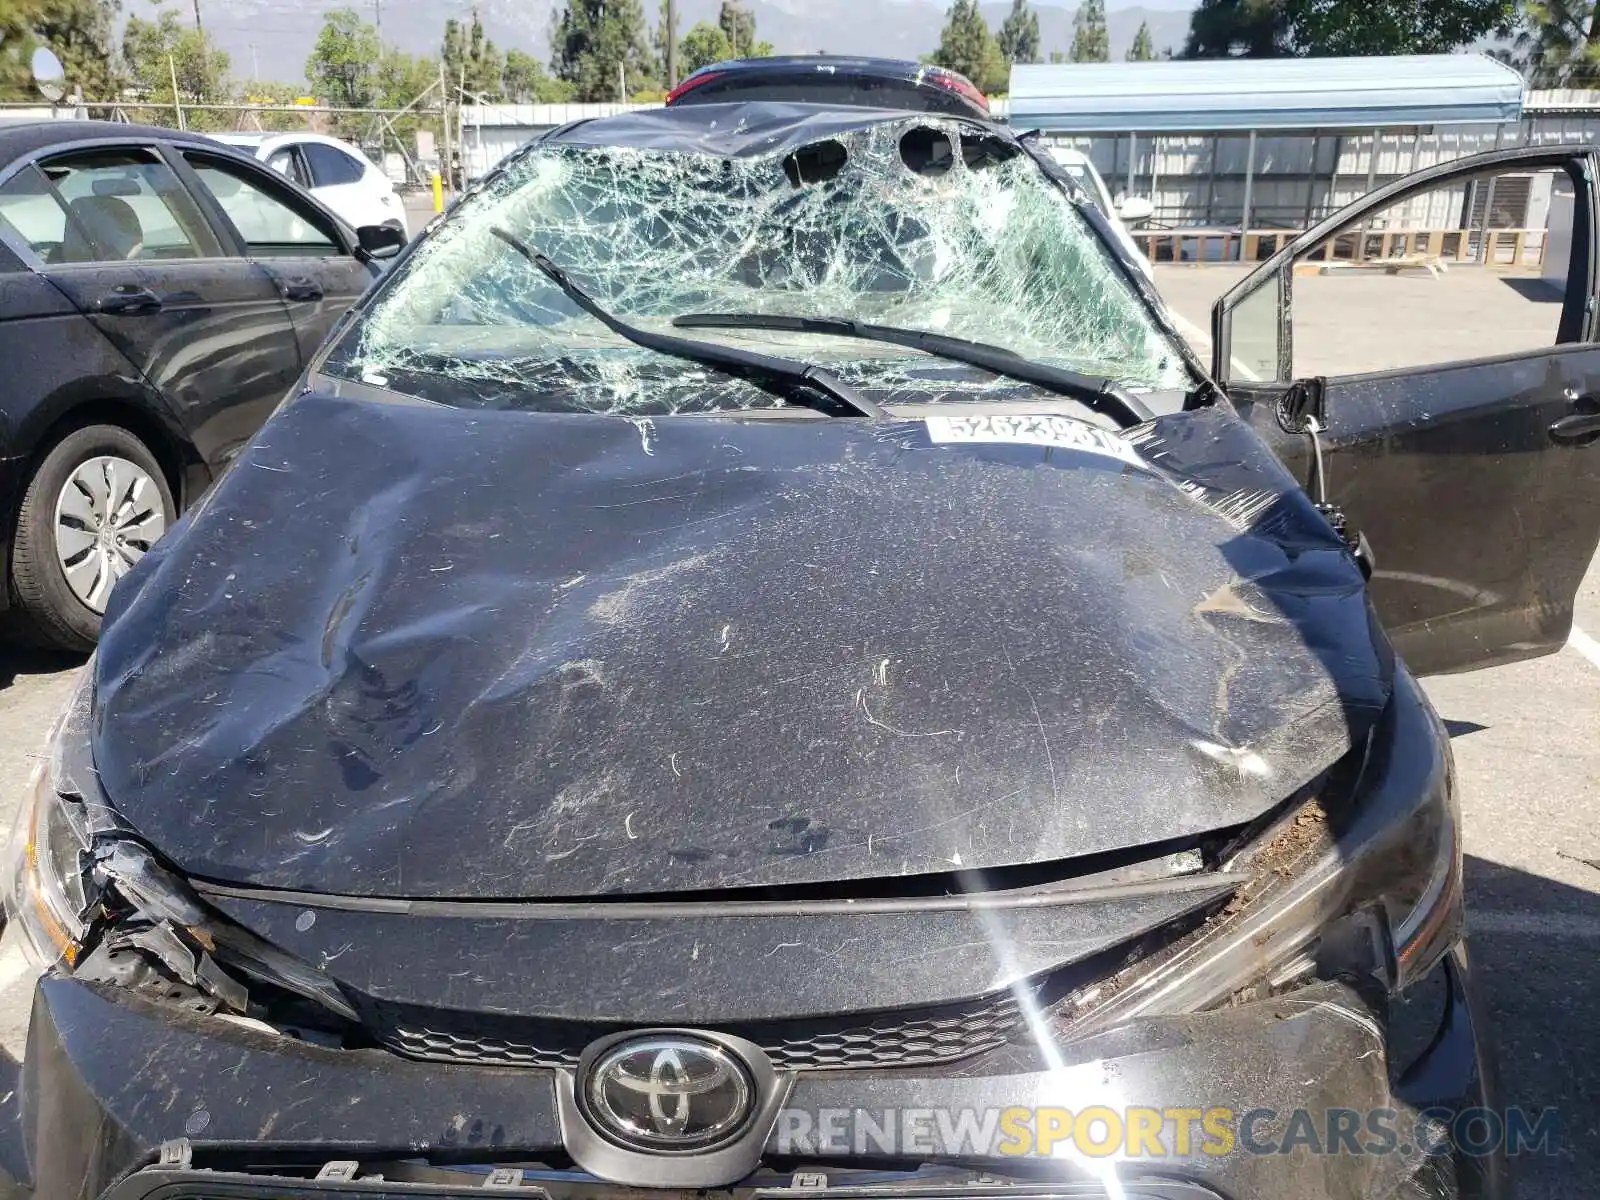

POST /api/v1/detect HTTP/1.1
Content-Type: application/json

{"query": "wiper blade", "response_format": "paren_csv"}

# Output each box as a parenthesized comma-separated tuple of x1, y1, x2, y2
(673, 312, 1153, 427)
(488, 228, 884, 419)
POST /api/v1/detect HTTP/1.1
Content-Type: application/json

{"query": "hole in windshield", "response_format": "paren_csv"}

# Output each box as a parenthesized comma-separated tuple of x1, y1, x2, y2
(899, 127, 956, 177)
(783, 139, 848, 187)
(960, 134, 1017, 172)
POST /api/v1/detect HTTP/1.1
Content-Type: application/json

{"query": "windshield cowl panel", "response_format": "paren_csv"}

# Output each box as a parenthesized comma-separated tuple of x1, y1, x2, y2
(325, 106, 1192, 417)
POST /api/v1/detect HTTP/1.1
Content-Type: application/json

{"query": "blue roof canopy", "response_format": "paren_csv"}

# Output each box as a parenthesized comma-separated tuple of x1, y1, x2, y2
(1007, 55, 1525, 133)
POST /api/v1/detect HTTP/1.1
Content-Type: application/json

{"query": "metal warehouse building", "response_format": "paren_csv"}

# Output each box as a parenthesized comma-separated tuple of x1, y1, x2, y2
(1006, 55, 1583, 238)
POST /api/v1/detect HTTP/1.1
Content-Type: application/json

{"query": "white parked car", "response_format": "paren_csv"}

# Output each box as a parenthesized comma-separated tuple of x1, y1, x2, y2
(1045, 146, 1154, 277)
(211, 133, 408, 237)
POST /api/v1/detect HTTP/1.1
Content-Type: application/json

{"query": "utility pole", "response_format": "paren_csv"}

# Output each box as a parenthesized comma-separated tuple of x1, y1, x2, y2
(168, 54, 186, 129)
(439, 59, 454, 201)
(191, 0, 202, 35)
(250, 41, 259, 82)
(373, 0, 382, 46)
(666, 0, 678, 88)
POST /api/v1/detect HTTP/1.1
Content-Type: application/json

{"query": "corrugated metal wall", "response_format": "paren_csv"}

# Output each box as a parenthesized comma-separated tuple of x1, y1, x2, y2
(1040, 105, 1600, 229)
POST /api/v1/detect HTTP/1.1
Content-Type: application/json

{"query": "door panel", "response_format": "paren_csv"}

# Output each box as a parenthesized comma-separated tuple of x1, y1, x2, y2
(45, 260, 303, 466)
(179, 150, 375, 362)
(1213, 147, 1600, 675)
(20, 146, 301, 469)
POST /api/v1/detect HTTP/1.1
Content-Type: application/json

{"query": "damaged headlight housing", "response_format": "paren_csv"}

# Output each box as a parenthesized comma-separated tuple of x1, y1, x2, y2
(1058, 666, 1462, 1035)
(5, 754, 94, 969)
(2, 675, 358, 1027)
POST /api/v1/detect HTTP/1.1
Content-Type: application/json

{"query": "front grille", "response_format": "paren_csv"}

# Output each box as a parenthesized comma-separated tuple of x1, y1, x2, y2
(370, 989, 1024, 1072)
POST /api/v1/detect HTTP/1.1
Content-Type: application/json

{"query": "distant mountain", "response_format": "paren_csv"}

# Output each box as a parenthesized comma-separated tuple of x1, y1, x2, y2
(155, 0, 1197, 90)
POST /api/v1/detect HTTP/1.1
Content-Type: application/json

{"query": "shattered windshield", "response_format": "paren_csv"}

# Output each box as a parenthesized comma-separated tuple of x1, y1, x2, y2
(324, 113, 1192, 415)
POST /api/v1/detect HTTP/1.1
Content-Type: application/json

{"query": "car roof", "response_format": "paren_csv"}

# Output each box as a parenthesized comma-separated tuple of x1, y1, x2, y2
(670, 56, 990, 118)
(692, 54, 949, 75)
(0, 119, 218, 164)
(549, 101, 1007, 159)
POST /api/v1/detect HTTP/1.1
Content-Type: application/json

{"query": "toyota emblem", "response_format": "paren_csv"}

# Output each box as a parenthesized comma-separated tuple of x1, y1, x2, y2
(582, 1035, 756, 1152)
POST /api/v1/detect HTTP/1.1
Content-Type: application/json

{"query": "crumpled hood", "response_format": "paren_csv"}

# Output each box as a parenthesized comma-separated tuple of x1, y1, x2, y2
(92, 393, 1391, 898)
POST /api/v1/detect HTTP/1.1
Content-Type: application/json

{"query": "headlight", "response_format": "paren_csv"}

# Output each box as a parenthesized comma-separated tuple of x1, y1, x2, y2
(1056, 666, 1460, 1034)
(4, 757, 96, 969)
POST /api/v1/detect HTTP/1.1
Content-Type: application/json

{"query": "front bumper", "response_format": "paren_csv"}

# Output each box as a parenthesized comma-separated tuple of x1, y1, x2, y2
(0, 943, 1507, 1200)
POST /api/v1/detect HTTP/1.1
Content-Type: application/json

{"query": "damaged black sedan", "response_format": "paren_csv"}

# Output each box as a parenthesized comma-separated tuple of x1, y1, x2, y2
(4, 102, 1598, 1200)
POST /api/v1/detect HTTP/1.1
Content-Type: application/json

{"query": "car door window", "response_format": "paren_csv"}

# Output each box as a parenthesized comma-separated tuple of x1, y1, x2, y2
(183, 153, 345, 258)
(302, 143, 365, 187)
(266, 147, 310, 189)
(0, 165, 69, 259)
(1221, 165, 1577, 384)
(11, 148, 220, 264)
(1211, 149, 1600, 677)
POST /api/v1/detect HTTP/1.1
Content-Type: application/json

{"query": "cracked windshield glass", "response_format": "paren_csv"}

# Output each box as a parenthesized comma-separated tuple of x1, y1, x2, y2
(324, 115, 1191, 415)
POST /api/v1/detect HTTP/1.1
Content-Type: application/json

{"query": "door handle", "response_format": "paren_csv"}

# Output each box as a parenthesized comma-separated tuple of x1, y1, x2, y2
(280, 277, 324, 302)
(92, 286, 162, 315)
(1549, 411, 1600, 444)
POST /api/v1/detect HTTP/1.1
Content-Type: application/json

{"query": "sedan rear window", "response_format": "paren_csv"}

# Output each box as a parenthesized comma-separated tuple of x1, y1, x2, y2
(2, 149, 220, 263)
(302, 143, 366, 187)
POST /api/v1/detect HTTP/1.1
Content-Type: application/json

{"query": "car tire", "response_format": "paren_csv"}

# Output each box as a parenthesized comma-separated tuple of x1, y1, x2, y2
(8, 425, 175, 652)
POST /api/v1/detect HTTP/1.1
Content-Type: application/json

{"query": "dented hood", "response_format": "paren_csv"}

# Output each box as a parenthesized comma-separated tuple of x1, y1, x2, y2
(91, 394, 1391, 898)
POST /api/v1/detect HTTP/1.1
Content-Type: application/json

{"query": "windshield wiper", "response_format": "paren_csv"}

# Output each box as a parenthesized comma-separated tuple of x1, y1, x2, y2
(672, 312, 1153, 427)
(488, 228, 884, 419)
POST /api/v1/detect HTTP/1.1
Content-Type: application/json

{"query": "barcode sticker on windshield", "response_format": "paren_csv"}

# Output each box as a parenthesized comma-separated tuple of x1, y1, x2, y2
(923, 414, 1148, 470)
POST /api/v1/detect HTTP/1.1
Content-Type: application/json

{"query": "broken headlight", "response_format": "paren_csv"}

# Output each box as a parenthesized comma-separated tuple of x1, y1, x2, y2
(1056, 666, 1461, 1035)
(4, 755, 96, 969)
(2, 675, 358, 1028)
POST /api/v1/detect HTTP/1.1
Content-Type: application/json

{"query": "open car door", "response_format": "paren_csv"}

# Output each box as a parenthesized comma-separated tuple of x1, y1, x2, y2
(1211, 145, 1600, 676)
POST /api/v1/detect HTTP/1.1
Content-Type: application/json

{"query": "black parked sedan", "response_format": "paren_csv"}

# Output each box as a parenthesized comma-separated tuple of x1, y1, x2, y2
(4, 102, 1599, 1198)
(0, 120, 402, 649)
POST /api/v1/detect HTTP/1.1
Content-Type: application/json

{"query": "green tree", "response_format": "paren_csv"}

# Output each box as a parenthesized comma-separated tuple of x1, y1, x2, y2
(654, 0, 678, 82)
(997, 0, 1041, 63)
(1507, 1, 1599, 84)
(5, 0, 121, 102)
(679, 20, 733, 73)
(467, 10, 504, 97)
(305, 8, 379, 108)
(1070, 0, 1109, 61)
(123, 6, 232, 125)
(1127, 18, 1155, 59)
(930, 0, 1007, 91)
(442, 10, 504, 100)
(1183, 0, 1289, 55)
(503, 47, 573, 101)
(1184, 0, 1514, 58)
(551, 0, 659, 101)
(717, 1, 770, 57)
(370, 48, 442, 149)
(1292, 0, 1513, 55)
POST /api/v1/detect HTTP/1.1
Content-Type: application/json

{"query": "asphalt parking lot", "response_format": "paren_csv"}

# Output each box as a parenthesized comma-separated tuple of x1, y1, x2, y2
(0, 261, 1597, 1195)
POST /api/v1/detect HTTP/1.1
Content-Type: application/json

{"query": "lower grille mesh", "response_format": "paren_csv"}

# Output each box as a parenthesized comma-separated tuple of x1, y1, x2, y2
(372, 990, 1024, 1072)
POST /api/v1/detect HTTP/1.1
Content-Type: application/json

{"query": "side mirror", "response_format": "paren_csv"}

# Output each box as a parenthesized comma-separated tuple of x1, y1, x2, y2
(1117, 195, 1155, 224)
(356, 223, 406, 261)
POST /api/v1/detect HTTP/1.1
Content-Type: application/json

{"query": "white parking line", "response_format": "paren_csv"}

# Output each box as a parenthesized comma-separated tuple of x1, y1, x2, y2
(1570, 625, 1600, 672)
